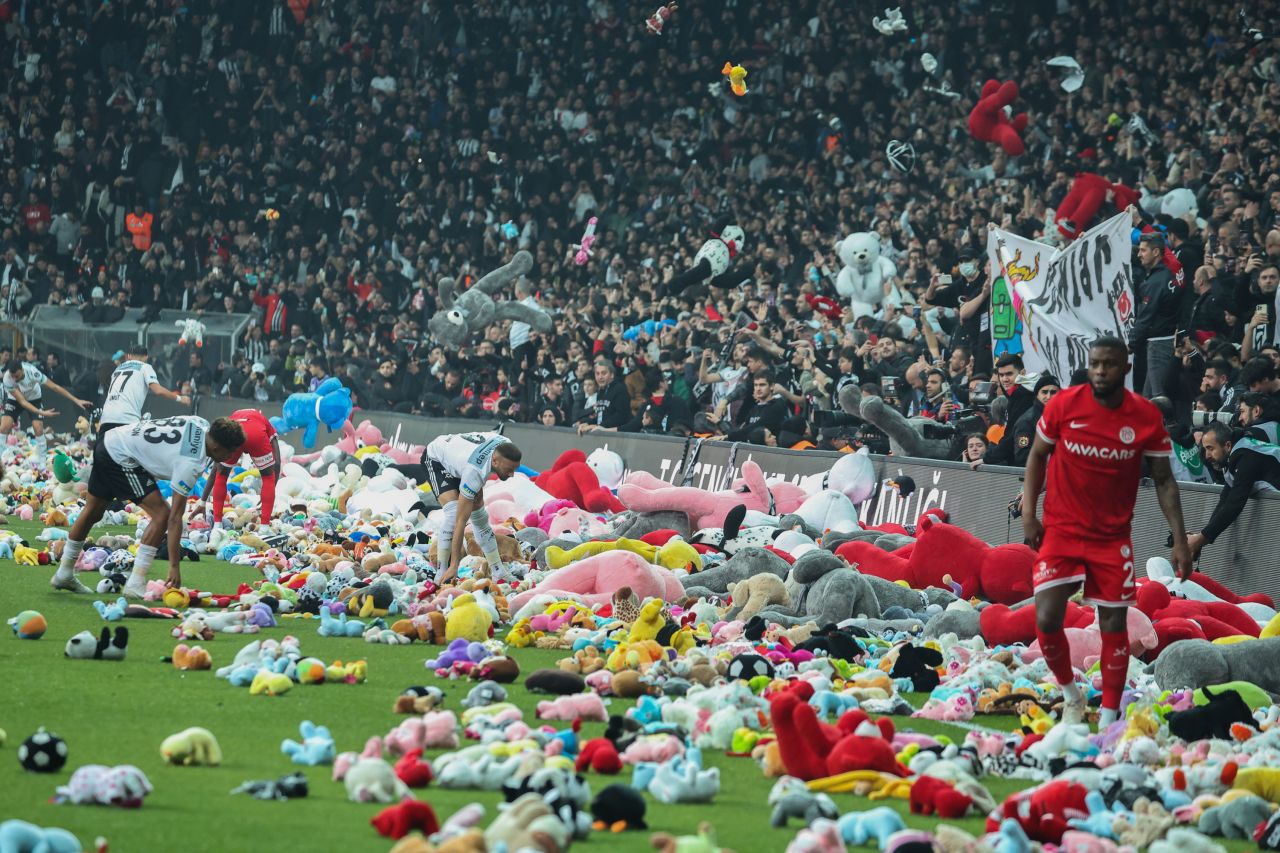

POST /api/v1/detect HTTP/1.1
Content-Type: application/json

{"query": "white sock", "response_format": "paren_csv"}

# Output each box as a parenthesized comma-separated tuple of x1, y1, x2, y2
(130, 544, 158, 583)
(1060, 680, 1084, 704)
(55, 540, 84, 580)
(1098, 707, 1119, 728)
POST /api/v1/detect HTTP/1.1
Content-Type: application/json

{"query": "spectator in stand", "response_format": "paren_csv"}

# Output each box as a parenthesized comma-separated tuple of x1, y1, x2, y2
(984, 353, 1035, 466)
(576, 361, 630, 434)
(1132, 232, 1183, 398)
(1009, 374, 1062, 466)
(962, 433, 990, 468)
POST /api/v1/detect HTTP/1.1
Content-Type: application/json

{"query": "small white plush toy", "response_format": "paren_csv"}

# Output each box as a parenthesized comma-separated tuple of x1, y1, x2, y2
(176, 318, 206, 348)
(872, 7, 907, 35)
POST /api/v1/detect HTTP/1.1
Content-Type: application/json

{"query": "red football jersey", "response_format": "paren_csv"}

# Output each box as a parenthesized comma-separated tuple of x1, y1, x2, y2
(1035, 384, 1171, 540)
(225, 408, 277, 468)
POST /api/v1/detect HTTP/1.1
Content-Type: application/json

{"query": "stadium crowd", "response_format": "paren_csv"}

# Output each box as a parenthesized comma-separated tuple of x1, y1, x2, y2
(0, 0, 1278, 469)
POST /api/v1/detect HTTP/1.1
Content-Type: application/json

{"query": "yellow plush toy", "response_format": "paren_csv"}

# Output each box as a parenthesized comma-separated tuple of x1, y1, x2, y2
(250, 669, 292, 696)
(160, 726, 222, 766)
(1234, 768, 1280, 803)
(14, 545, 40, 565)
(445, 594, 493, 643)
(655, 539, 701, 572)
(627, 599, 666, 644)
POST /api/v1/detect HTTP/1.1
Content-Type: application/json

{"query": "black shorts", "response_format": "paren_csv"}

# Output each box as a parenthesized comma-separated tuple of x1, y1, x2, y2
(424, 457, 460, 497)
(95, 421, 126, 450)
(87, 440, 159, 503)
(2, 397, 33, 423)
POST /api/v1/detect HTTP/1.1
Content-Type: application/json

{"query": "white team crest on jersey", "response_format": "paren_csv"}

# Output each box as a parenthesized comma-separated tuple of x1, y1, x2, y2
(1119, 426, 1135, 444)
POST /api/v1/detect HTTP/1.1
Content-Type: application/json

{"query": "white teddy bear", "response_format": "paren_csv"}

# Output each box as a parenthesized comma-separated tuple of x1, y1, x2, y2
(835, 232, 897, 320)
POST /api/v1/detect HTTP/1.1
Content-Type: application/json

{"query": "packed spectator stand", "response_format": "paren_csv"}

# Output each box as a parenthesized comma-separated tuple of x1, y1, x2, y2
(1, 0, 1278, 466)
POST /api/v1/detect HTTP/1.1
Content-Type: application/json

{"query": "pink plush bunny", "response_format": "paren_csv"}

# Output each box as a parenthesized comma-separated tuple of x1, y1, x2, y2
(618, 460, 806, 529)
(620, 735, 685, 765)
(536, 693, 608, 722)
(508, 550, 685, 613)
(333, 735, 383, 781)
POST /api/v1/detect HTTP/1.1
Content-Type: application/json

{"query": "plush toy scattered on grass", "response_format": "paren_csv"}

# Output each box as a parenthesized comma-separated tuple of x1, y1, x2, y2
(54, 764, 153, 807)
(0, 820, 83, 853)
(281, 721, 336, 766)
(63, 627, 128, 661)
(18, 728, 68, 773)
(7, 610, 46, 639)
(230, 772, 309, 800)
(160, 727, 222, 766)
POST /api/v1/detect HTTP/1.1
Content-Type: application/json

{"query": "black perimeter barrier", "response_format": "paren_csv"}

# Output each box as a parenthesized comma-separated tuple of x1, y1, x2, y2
(45, 397, 1280, 604)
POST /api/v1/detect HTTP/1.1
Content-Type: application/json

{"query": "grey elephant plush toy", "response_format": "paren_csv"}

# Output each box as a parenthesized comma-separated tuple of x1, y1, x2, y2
(1152, 636, 1280, 695)
(427, 251, 553, 348)
(754, 550, 881, 627)
(839, 385, 954, 459)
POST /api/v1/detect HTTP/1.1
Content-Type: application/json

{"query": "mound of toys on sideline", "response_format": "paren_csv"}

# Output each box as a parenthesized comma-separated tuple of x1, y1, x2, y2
(9, 419, 1280, 853)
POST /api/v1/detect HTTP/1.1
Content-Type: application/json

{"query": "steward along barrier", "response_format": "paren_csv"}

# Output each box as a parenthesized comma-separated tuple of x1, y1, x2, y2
(64, 397, 1280, 604)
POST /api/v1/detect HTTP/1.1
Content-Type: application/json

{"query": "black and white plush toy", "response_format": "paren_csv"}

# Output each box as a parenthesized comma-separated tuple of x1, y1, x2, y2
(665, 226, 748, 297)
(65, 626, 129, 661)
(427, 250, 553, 348)
(689, 504, 776, 555)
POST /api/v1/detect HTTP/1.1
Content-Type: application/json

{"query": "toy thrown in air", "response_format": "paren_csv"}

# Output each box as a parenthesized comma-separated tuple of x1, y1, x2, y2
(872, 7, 907, 35)
(968, 79, 1028, 156)
(645, 3, 677, 35)
(175, 318, 205, 348)
(271, 377, 353, 449)
(721, 63, 748, 96)
(665, 226, 747, 297)
(574, 218, 598, 266)
(427, 251, 552, 350)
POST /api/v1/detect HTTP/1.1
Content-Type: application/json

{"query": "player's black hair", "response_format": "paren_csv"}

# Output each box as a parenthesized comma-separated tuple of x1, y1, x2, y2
(208, 417, 246, 451)
(494, 442, 523, 464)
(1089, 336, 1128, 357)
(127, 344, 149, 357)
(4, 359, 22, 374)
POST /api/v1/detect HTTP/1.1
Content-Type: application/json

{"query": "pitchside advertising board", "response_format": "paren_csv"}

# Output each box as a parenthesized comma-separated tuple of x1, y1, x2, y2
(124, 398, 1280, 603)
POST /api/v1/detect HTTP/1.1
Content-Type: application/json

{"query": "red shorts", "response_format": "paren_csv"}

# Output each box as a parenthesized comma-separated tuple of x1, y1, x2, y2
(1033, 530, 1136, 607)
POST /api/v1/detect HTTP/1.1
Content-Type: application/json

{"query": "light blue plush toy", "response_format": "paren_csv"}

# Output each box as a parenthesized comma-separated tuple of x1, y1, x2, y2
(837, 807, 906, 847)
(270, 377, 353, 449)
(280, 721, 335, 766)
(0, 819, 83, 853)
(93, 597, 127, 622)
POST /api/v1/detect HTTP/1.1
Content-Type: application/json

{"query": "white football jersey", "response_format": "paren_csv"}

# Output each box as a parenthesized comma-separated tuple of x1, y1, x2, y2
(100, 360, 159, 424)
(103, 416, 210, 496)
(425, 431, 510, 500)
(3, 362, 46, 401)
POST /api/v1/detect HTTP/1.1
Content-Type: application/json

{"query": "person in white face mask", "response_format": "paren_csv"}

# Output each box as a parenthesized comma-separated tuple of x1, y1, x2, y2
(922, 250, 993, 376)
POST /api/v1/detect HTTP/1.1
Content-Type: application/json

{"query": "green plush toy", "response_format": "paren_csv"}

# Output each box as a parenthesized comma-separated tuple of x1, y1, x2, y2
(1193, 680, 1273, 711)
(52, 452, 78, 484)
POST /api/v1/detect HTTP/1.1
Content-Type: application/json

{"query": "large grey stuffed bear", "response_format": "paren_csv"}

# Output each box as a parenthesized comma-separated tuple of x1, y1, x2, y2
(427, 251, 553, 348)
(753, 550, 881, 627)
(1152, 636, 1280, 695)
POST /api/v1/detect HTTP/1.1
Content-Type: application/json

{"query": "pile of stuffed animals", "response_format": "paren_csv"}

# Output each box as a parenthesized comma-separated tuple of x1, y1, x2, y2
(11, 404, 1280, 853)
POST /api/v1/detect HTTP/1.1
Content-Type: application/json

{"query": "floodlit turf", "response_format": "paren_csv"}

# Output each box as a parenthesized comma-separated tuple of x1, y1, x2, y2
(0, 520, 1256, 852)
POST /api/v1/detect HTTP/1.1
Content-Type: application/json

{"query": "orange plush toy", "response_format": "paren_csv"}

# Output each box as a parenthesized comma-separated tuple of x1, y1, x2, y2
(534, 449, 624, 514)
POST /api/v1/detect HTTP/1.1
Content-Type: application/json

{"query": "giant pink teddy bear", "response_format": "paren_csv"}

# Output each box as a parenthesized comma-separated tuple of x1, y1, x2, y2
(508, 550, 685, 612)
(968, 79, 1028, 156)
(617, 460, 806, 530)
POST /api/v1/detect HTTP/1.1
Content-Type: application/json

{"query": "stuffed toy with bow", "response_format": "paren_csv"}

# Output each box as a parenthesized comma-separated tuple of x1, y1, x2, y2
(968, 79, 1028, 156)
(835, 232, 897, 319)
(665, 225, 747, 297)
(427, 251, 552, 349)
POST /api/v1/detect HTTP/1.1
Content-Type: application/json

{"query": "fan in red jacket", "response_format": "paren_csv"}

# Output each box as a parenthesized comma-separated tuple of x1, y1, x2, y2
(197, 408, 280, 525)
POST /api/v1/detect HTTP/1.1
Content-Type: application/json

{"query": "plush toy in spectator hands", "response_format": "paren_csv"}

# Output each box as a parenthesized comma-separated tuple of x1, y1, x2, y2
(872, 7, 907, 35)
(175, 318, 205, 348)
(721, 62, 748, 96)
(645, 3, 677, 35)
(835, 232, 896, 319)
(271, 377, 353, 449)
(574, 217, 598, 265)
(427, 251, 552, 349)
(968, 79, 1028, 156)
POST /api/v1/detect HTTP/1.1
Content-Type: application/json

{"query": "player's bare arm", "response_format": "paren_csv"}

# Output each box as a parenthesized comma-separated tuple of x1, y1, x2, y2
(1021, 433, 1053, 549)
(1148, 455, 1193, 580)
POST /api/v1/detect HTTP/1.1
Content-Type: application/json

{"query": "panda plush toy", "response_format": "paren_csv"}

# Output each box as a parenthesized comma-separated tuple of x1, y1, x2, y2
(665, 225, 748, 297)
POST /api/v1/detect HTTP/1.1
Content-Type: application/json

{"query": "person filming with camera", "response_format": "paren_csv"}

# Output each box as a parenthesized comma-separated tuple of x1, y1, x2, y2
(1188, 396, 1280, 560)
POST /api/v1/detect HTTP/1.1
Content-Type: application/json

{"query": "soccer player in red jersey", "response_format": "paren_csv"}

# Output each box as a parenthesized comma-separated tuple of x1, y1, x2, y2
(1022, 337, 1192, 729)
(196, 408, 280, 525)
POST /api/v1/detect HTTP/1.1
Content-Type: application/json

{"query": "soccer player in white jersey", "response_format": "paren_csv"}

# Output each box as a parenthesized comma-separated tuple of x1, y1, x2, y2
(50, 416, 244, 597)
(420, 431, 523, 584)
(0, 358, 92, 450)
(97, 344, 190, 438)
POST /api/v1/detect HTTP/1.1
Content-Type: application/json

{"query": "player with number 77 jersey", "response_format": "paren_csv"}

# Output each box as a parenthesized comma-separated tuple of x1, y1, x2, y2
(49, 415, 245, 598)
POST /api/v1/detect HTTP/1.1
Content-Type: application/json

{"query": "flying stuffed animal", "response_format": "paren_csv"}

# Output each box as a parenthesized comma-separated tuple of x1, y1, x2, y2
(664, 226, 747, 297)
(645, 3, 677, 35)
(176, 318, 205, 348)
(872, 7, 907, 35)
(574, 217, 598, 266)
(721, 62, 748, 96)
(968, 79, 1028, 156)
(426, 251, 553, 349)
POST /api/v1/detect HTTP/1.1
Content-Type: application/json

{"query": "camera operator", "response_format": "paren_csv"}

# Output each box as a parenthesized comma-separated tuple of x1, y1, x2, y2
(919, 368, 962, 424)
(238, 361, 280, 403)
(1188, 399, 1280, 560)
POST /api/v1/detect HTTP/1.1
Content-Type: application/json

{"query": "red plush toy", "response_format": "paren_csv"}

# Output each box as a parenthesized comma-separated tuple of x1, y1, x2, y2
(1055, 172, 1140, 241)
(988, 780, 1089, 844)
(371, 800, 441, 840)
(769, 682, 910, 781)
(968, 79, 1028, 156)
(980, 601, 1093, 647)
(535, 449, 624, 514)
(910, 775, 974, 818)
(575, 738, 623, 774)
(394, 748, 434, 788)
